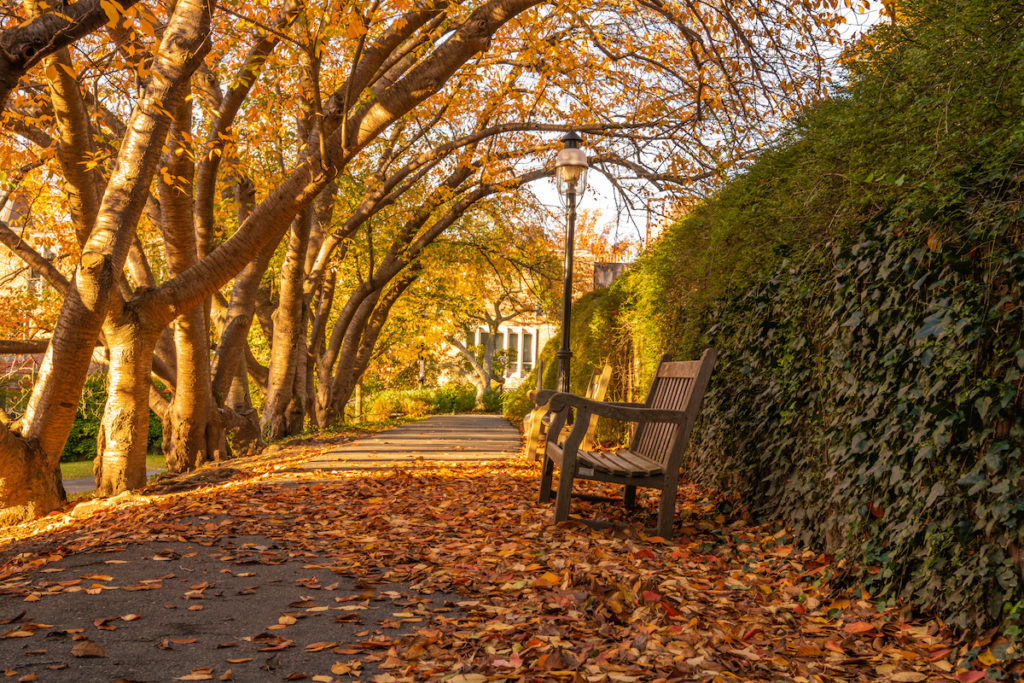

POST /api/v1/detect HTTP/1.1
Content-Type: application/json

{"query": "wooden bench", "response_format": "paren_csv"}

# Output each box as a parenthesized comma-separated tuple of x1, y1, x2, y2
(524, 363, 612, 461)
(533, 349, 716, 539)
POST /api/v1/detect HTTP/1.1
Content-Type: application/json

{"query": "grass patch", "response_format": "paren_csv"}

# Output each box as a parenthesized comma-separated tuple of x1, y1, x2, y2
(60, 454, 166, 481)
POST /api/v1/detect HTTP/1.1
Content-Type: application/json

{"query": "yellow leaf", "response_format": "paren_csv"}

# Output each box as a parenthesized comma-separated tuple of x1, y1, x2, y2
(98, 0, 120, 26)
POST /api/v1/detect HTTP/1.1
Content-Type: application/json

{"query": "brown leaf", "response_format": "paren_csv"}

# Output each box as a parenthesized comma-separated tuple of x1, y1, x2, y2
(71, 640, 108, 658)
(2, 630, 33, 638)
(331, 661, 361, 675)
(844, 621, 876, 635)
(257, 639, 294, 652)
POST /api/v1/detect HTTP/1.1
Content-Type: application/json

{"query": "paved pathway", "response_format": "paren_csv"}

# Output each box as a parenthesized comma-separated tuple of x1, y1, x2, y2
(295, 414, 521, 472)
(62, 415, 519, 493)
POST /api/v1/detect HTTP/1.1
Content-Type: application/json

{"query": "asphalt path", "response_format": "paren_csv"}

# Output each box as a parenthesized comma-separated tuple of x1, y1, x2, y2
(0, 415, 522, 681)
(289, 414, 521, 473)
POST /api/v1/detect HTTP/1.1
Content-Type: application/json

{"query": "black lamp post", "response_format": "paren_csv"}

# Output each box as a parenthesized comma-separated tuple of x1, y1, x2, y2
(553, 131, 588, 394)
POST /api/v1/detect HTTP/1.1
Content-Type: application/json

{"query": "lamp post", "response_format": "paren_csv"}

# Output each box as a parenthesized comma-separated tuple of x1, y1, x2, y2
(553, 131, 588, 394)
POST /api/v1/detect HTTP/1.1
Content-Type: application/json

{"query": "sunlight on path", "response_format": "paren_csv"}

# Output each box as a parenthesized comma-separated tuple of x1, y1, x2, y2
(291, 414, 521, 472)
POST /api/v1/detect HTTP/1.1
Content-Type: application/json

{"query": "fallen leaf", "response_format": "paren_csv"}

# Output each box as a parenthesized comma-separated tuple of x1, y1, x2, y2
(956, 673, 987, 683)
(843, 621, 876, 635)
(70, 640, 107, 658)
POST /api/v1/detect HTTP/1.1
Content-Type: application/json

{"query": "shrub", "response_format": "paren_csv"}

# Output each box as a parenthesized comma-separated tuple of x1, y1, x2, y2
(480, 389, 503, 413)
(362, 385, 477, 421)
(431, 384, 476, 414)
(61, 374, 107, 462)
(502, 384, 535, 421)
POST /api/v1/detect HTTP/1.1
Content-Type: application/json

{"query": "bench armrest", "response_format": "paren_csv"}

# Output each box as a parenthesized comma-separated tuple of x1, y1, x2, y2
(536, 391, 686, 424)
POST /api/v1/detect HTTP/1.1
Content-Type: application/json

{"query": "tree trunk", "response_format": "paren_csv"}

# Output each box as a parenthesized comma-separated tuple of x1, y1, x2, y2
(322, 290, 382, 424)
(157, 93, 228, 472)
(260, 47, 318, 440)
(225, 355, 261, 454)
(162, 305, 229, 472)
(0, 418, 64, 526)
(261, 206, 313, 439)
(94, 314, 158, 495)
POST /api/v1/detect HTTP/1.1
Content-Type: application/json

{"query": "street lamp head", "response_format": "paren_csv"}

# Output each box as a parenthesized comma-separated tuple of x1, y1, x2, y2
(554, 131, 588, 201)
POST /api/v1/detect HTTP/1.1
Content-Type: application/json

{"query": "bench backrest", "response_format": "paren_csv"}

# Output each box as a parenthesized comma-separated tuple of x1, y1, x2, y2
(629, 349, 717, 470)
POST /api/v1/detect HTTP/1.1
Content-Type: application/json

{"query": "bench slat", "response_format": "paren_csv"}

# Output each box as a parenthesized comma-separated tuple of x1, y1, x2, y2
(579, 449, 661, 477)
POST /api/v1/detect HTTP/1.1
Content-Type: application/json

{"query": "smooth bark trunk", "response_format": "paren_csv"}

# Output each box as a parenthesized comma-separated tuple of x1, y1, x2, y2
(95, 312, 159, 495)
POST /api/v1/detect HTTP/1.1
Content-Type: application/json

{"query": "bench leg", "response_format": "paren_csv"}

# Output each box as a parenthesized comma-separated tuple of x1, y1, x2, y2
(624, 485, 637, 510)
(554, 466, 574, 523)
(539, 456, 554, 503)
(656, 486, 677, 539)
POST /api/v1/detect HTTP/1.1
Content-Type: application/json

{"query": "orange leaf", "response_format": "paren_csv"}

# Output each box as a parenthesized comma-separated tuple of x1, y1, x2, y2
(843, 621, 876, 634)
(956, 673, 986, 683)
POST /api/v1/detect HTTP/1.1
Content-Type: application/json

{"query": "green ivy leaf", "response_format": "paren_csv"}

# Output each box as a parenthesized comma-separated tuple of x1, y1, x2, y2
(915, 312, 948, 340)
(925, 483, 945, 507)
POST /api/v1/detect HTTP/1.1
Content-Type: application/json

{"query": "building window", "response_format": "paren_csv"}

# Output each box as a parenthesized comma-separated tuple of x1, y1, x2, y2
(507, 332, 519, 375)
(522, 332, 534, 371)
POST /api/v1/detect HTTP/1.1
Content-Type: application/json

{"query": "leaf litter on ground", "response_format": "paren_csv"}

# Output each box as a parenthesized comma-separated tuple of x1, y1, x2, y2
(0, 436, 1015, 682)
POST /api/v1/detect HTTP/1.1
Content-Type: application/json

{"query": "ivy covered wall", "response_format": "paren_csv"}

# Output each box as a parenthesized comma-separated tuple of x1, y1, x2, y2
(536, 0, 1024, 633)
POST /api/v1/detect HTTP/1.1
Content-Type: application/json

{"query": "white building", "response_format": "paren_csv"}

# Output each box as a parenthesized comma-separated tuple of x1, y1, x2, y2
(463, 319, 557, 388)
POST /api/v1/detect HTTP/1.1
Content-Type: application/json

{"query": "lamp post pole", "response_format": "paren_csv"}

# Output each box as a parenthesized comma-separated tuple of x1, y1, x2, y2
(556, 186, 576, 394)
(552, 130, 588, 395)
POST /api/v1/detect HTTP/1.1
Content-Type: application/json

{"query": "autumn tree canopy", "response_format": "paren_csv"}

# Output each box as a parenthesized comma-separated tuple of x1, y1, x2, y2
(0, 0, 843, 524)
